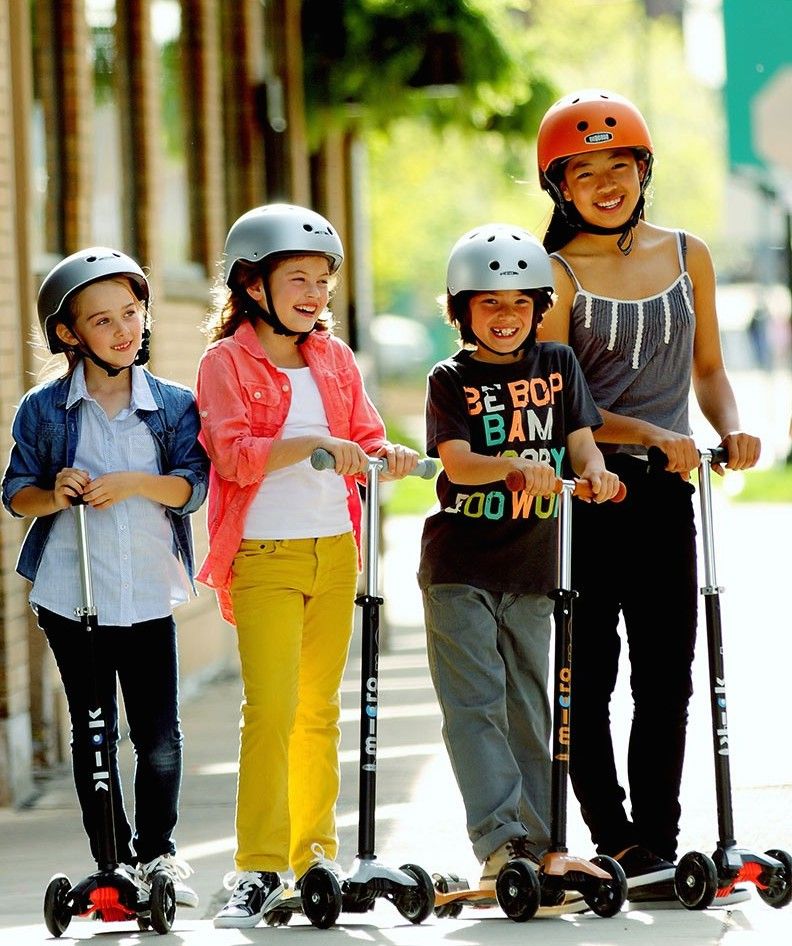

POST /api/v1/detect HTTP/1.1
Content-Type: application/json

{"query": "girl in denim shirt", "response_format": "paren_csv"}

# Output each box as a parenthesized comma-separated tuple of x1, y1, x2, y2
(2, 248, 208, 908)
(196, 204, 418, 928)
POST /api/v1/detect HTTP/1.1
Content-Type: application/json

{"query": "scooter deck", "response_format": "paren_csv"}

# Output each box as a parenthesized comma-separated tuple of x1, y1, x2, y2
(433, 874, 588, 917)
(263, 888, 302, 926)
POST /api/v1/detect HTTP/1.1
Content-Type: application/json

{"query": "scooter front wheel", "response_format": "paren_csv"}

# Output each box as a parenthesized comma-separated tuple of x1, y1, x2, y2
(675, 851, 717, 910)
(496, 859, 540, 922)
(149, 872, 176, 934)
(301, 866, 342, 929)
(44, 874, 72, 937)
(758, 849, 792, 909)
(585, 855, 627, 917)
(394, 863, 435, 923)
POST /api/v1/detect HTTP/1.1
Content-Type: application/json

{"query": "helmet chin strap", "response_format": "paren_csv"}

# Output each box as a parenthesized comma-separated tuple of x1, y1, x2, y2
(562, 195, 645, 256)
(258, 285, 309, 345)
(70, 327, 151, 378)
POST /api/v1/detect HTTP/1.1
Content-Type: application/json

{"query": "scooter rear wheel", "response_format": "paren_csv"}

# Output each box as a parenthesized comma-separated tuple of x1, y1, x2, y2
(149, 872, 176, 934)
(301, 866, 342, 929)
(44, 874, 72, 937)
(585, 855, 627, 917)
(496, 859, 540, 922)
(394, 863, 434, 923)
(675, 851, 718, 910)
(757, 849, 792, 909)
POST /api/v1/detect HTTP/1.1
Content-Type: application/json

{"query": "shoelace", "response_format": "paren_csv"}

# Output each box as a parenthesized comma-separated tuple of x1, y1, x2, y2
(505, 837, 540, 865)
(222, 871, 266, 907)
(308, 842, 343, 876)
(139, 854, 195, 883)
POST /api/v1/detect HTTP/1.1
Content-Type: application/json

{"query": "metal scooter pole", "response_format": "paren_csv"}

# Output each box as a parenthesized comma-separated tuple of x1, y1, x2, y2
(72, 499, 119, 873)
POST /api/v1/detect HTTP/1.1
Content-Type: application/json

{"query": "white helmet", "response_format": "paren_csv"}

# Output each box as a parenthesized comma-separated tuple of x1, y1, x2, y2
(447, 224, 554, 295)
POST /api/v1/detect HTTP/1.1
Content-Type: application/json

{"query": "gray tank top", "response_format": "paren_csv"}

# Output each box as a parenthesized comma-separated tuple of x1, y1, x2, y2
(551, 231, 694, 457)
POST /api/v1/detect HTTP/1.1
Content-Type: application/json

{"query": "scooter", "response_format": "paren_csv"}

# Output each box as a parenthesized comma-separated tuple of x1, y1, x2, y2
(43, 500, 175, 937)
(661, 447, 792, 910)
(433, 473, 629, 921)
(263, 449, 438, 929)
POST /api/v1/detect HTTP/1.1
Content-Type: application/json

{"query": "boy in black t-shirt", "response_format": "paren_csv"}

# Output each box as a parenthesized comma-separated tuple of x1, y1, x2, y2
(419, 224, 620, 891)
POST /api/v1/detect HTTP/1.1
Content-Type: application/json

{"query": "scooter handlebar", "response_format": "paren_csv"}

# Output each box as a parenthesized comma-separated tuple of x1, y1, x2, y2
(647, 445, 729, 470)
(504, 469, 627, 503)
(310, 447, 437, 480)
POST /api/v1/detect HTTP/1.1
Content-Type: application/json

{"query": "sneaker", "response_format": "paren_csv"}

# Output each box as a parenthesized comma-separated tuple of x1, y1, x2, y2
(615, 846, 676, 889)
(480, 836, 540, 890)
(296, 843, 344, 888)
(137, 853, 198, 908)
(213, 871, 284, 929)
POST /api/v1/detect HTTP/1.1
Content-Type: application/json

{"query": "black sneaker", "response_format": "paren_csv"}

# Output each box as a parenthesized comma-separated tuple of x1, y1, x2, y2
(213, 871, 284, 929)
(616, 846, 676, 890)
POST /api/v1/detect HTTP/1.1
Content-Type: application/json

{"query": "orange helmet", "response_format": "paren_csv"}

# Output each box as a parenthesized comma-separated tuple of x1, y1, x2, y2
(537, 89, 653, 192)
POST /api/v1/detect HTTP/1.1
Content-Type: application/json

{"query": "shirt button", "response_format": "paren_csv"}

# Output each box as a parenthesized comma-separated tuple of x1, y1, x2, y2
(253, 391, 261, 399)
(282, 384, 289, 392)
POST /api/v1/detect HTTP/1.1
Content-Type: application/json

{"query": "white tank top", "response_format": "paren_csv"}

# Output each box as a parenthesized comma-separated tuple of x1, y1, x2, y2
(243, 367, 352, 539)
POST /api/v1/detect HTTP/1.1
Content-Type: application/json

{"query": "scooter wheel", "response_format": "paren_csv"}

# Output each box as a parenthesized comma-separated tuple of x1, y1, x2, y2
(585, 855, 627, 917)
(265, 908, 293, 926)
(757, 849, 792, 909)
(394, 863, 435, 924)
(44, 874, 73, 937)
(301, 866, 342, 929)
(674, 851, 717, 910)
(149, 871, 176, 934)
(495, 858, 540, 922)
(435, 901, 464, 918)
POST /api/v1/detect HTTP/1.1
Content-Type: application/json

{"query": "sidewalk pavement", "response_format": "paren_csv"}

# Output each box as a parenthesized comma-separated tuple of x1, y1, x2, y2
(0, 496, 791, 945)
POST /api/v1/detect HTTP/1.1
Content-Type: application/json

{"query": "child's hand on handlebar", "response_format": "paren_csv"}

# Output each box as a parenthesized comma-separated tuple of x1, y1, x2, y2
(577, 466, 621, 503)
(510, 460, 558, 497)
(377, 443, 420, 480)
(318, 438, 370, 477)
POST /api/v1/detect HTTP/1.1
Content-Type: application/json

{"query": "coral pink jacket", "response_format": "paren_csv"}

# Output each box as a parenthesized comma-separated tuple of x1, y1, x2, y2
(195, 320, 387, 624)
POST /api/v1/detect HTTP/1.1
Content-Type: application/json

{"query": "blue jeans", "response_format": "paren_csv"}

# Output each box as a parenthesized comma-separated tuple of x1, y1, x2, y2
(568, 455, 697, 863)
(423, 584, 553, 862)
(39, 608, 183, 865)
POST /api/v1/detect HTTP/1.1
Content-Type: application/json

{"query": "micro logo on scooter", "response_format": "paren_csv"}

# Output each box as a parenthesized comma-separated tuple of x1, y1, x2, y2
(364, 676, 378, 767)
(714, 678, 729, 755)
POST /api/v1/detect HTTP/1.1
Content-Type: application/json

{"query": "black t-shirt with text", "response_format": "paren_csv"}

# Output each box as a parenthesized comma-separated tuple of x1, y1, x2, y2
(418, 343, 601, 595)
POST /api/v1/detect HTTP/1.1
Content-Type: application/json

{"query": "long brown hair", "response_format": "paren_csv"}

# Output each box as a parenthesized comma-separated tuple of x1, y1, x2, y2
(202, 255, 337, 344)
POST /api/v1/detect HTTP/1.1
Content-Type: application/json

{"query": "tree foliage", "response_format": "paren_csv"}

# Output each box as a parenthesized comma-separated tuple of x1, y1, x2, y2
(301, 0, 557, 145)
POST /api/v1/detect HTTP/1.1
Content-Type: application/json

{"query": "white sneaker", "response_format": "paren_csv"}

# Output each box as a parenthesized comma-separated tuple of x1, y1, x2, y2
(137, 853, 198, 908)
(297, 843, 344, 887)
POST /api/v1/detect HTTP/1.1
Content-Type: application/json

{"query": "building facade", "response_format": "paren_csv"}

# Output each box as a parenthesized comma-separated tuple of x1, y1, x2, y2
(0, 0, 365, 806)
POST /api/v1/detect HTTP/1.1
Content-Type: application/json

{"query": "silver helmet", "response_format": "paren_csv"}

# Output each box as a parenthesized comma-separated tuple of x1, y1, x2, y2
(447, 224, 554, 296)
(37, 247, 149, 354)
(223, 203, 344, 288)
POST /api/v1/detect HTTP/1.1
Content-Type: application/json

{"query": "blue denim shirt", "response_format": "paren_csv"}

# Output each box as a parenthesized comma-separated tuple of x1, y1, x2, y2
(2, 368, 209, 588)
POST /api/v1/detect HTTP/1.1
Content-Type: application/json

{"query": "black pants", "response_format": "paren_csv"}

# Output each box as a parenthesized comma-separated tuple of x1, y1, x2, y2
(568, 455, 697, 863)
(39, 608, 183, 866)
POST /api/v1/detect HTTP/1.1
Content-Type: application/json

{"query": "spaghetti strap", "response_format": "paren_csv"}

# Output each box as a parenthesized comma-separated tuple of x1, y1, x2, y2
(676, 231, 687, 272)
(550, 252, 582, 292)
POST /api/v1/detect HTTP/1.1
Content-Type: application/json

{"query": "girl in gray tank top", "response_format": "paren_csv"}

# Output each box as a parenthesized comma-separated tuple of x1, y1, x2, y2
(533, 88, 761, 900)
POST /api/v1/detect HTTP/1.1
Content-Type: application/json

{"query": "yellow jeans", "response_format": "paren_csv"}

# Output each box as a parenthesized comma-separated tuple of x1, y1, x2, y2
(230, 532, 358, 877)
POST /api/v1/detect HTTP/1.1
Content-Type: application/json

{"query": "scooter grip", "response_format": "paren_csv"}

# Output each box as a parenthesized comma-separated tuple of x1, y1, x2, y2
(310, 448, 437, 479)
(648, 444, 730, 469)
(504, 470, 626, 503)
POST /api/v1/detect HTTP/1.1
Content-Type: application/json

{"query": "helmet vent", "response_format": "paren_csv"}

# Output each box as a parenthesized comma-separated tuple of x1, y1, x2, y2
(518, 260, 527, 270)
(489, 261, 500, 271)
(605, 116, 617, 127)
(302, 224, 314, 232)
(576, 121, 588, 132)
(86, 256, 97, 262)
(486, 235, 496, 243)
